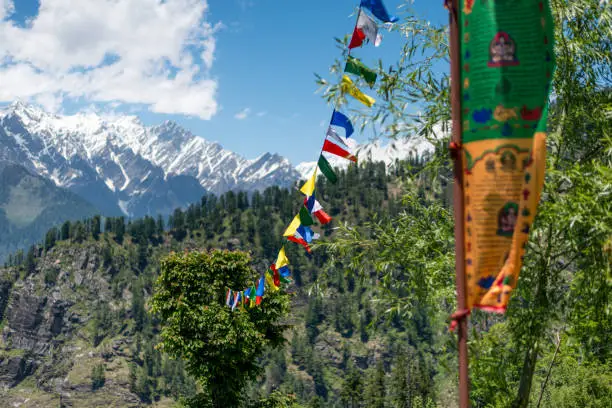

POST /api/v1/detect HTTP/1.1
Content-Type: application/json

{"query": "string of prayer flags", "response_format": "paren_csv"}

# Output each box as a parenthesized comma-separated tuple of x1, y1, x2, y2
(345, 56, 378, 88)
(330, 110, 354, 138)
(318, 155, 338, 184)
(341, 75, 376, 107)
(304, 193, 332, 225)
(349, 12, 382, 49)
(224, 0, 396, 313)
(323, 139, 358, 162)
(360, 0, 399, 23)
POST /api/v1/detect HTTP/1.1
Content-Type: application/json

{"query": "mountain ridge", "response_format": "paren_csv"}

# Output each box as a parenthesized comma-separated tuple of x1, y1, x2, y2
(0, 102, 436, 219)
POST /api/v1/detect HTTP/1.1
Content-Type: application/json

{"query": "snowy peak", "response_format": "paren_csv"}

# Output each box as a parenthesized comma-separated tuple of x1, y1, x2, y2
(0, 102, 301, 217)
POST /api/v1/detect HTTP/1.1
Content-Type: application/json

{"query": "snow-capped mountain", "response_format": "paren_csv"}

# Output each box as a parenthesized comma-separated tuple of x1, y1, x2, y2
(0, 101, 300, 217)
(0, 101, 440, 218)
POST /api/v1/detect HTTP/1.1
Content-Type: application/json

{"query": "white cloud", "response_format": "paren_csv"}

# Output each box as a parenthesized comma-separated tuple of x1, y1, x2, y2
(256, 111, 267, 117)
(234, 107, 251, 120)
(0, 0, 220, 119)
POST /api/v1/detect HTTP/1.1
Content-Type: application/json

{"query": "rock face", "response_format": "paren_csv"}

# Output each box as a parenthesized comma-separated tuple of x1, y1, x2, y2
(0, 244, 152, 406)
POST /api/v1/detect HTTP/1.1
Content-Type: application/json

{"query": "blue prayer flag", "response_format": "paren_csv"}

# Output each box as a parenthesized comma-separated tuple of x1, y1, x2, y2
(297, 225, 315, 243)
(360, 0, 399, 23)
(331, 110, 354, 138)
(256, 274, 265, 297)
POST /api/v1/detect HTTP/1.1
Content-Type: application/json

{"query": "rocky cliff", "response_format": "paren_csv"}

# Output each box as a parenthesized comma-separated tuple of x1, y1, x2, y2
(0, 242, 179, 407)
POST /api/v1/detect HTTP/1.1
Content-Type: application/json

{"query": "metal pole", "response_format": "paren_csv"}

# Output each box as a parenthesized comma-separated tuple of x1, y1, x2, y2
(446, 0, 470, 407)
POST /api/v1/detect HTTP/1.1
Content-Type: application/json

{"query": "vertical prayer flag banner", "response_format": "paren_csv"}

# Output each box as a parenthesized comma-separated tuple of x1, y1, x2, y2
(460, 1, 555, 312)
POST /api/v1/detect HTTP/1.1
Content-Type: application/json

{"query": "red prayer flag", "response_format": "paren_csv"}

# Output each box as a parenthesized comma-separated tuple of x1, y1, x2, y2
(322, 139, 357, 162)
(349, 28, 366, 49)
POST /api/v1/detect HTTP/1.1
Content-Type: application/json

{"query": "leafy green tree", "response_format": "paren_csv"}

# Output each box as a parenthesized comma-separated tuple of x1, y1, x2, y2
(151, 250, 290, 408)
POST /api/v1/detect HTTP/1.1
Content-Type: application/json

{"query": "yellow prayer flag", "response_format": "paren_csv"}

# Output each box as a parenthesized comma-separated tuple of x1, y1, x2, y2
(265, 270, 279, 292)
(300, 168, 317, 196)
(276, 246, 290, 269)
(283, 215, 301, 237)
(341, 75, 375, 107)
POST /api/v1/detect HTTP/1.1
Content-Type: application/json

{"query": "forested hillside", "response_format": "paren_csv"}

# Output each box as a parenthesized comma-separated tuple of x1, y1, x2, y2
(0, 158, 446, 407)
(0, 1, 609, 407)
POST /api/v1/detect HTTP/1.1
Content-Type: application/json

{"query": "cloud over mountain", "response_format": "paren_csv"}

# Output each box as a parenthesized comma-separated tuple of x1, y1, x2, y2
(0, 0, 220, 119)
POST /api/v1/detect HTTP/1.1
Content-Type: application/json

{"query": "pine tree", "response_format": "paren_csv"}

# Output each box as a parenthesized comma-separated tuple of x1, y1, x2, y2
(91, 363, 105, 391)
(340, 363, 363, 408)
(44, 227, 57, 251)
(365, 361, 386, 408)
(91, 215, 101, 240)
(390, 355, 409, 408)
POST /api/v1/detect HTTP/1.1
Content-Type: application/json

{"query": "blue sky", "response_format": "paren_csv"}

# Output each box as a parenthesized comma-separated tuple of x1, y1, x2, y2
(1, 0, 447, 165)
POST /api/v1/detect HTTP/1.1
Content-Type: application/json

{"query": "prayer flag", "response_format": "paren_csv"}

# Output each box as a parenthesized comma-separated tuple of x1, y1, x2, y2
(244, 287, 252, 306)
(275, 247, 289, 269)
(225, 289, 233, 307)
(349, 12, 381, 49)
(318, 155, 338, 184)
(232, 291, 241, 311)
(459, 0, 555, 313)
(250, 284, 256, 307)
(283, 215, 301, 237)
(323, 139, 358, 162)
(327, 127, 348, 148)
(278, 265, 291, 279)
(266, 269, 279, 292)
(345, 56, 378, 88)
(304, 193, 332, 225)
(299, 206, 315, 226)
(256, 274, 265, 305)
(287, 234, 311, 253)
(360, 0, 399, 23)
(300, 169, 317, 196)
(331, 110, 354, 138)
(271, 265, 281, 287)
(341, 75, 376, 107)
(297, 225, 316, 243)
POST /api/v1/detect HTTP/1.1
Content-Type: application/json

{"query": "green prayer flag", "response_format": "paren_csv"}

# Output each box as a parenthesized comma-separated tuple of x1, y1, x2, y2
(345, 56, 377, 88)
(299, 206, 314, 226)
(318, 155, 338, 184)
